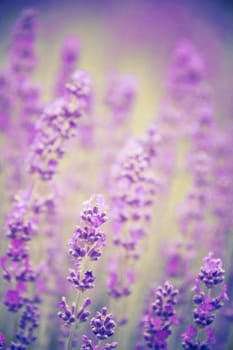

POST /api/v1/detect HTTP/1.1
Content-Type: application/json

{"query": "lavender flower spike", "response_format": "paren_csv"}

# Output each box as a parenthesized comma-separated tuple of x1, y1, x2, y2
(55, 36, 80, 97)
(27, 69, 93, 181)
(182, 253, 228, 350)
(142, 281, 179, 349)
(9, 8, 38, 76)
(58, 194, 108, 349)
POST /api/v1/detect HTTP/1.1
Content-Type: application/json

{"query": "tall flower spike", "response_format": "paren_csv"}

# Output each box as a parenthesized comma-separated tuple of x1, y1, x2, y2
(9, 9, 38, 76)
(58, 194, 108, 349)
(108, 127, 161, 301)
(55, 36, 80, 97)
(27, 69, 93, 181)
(14, 302, 40, 347)
(142, 281, 179, 349)
(104, 73, 137, 124)
(182, 253, 228, 350)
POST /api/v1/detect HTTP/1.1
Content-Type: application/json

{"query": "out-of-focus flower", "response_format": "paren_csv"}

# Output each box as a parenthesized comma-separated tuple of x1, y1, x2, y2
(27, 70, 93, 181)
(9, 9, 38, 76)
(55, 36, 80, 97)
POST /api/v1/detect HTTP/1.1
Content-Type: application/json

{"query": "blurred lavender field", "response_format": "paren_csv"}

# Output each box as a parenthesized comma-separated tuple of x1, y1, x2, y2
(0, 1, 233, 349)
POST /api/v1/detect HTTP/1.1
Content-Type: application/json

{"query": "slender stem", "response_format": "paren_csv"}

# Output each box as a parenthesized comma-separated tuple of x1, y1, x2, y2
(66, 256, 88, 350)
(66, 291, 82, 350)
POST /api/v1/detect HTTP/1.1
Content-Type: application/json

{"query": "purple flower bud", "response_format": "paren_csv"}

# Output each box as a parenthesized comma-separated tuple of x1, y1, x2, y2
(4, 289, 24, 312)
(198, 252, 225, 288)
(90, 307, 116, 340)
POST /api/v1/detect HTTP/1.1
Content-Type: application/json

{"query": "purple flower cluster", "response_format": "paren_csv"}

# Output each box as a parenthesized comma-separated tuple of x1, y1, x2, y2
(58, 297, 91, 327)
(182, 253, 228, 350)
(0, 14, 94, 350)
(108, 128, 161, 300)
(0, 191, 40, 319)
(90, 307, 116, 340)
(67, 194, 107, 291)
(55, 36, 80, 97)
(10, 302, 40, 349)
(142, 281, 179, 349)
(9, 9, 38, 76)
(27, 69, 93, 181)
(0, 8, 233, 350)
(57, 194, 110, 349)
(104, 73, 137, 125)
(0, 8, 40, 191)
(81, 307, 118, 350)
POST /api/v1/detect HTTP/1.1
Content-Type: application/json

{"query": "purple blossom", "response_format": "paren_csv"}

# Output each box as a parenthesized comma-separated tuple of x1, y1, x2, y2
(198, 253, 225, 289)
(4, 191, 38, 242)
(4, 289, 24, 312)
(80, 307, 118, 350)
(141, 281, 179, 349)
(107, 258, 134, 299)
(68, 194, 107, 269)
(1, 249, 36, 284)
(181, 326, 216, 350)
(14, 302, 40, 346)
(9, 9, 38, 76)
(27, 69, 93, 181)
(104, 73, 137, 124)
(58, 194, 108, 347)
(55, 36, 80, 97)
(182, 253, 228, 350)
(108, 128, 161, 301)
(58, 297, 91, 327)
(67, 269, 95, 291)
(90, 307, 116, 340)
(81, 335, 118, 350)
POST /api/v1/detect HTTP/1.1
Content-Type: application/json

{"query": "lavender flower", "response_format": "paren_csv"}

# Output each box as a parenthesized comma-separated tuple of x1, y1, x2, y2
(55, 36, 80, 97)
(67, 194, 107, 291)
(198, 253, 225, 289)
(14, 302, 40, 346)
(4, 289, 24, 312)
(81, 335, 118, 350)
(108, 127, 161, 302)
(28, 69, 92, 181)
(58, 194, 108, 349)
(90, 307, 116, 340)
(182, 253, 228, 350)
(58, 297, 91, 327)
(142, 281, 179, 349)
(1, 190, 38, 288)
(104, 73, 137, 125)
(81, 307, 118, 350)
(9, 9, 38, 76)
